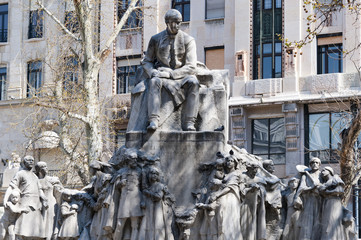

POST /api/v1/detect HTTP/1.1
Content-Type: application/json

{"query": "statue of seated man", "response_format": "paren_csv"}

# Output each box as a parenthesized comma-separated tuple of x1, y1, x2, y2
(141, 9, 199, 131)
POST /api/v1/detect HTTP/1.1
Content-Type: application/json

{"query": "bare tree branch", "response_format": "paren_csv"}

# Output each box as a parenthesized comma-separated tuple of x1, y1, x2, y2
(36, 0, 81, 42)
(97, 0, 140, 62)
(34, 101, 90, 124)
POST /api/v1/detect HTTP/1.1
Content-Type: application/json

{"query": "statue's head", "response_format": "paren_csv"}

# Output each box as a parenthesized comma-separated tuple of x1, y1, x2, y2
(321, 166, 334, 180)
(23, 155, 34, 170)
(35, 161, 48, 177)
(288, 177, 299, 190)
(309, 157, 321, 171)
(9, 189, 21, 204)
(262, 159, 274, 174)
(124, 149, 138, 168)
(165, 9, 182, 35)
(148, 166, 161, 183)
(224, 154, 238, 170)
(245, 161, 259, 178)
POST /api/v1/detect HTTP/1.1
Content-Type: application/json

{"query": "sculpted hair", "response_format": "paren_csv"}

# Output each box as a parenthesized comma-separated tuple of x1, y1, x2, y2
(164, 9, 182, 23)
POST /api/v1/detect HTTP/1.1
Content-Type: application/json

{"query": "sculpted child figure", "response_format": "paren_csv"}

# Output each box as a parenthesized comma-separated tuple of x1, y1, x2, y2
(207, 153, 243, 240)
(0, 190, 29, 240)
(196, 158, 225, 240)
(58, 190, 79, 240)
(140, 166, 174, 240)
(113, 150, 144, 240)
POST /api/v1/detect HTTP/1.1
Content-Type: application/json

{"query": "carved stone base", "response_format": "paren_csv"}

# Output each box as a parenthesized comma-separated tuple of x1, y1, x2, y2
(126, 131, 225, 206)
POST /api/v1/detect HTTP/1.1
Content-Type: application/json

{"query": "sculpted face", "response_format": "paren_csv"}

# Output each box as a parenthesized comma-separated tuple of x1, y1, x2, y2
(128, 157, 137, 168)
(310, 159, 321, 171)
(289, 179, 299, 190)
(264, 162, 275, 174)
(10, 194, 19, 204)
(247, 165, 259, 178)
(149, 170, 160, 183)
(321, 169, 330, 179)
(225, 157, 235, 170)
(23, 156, 34, 170)
(166, 17, 181, 35)
(40, 165, 48, 176)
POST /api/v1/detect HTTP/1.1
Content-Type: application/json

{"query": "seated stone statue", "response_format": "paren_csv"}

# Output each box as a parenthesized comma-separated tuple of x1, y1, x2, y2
(128, 10, 228, 133)
(141, 9, 199, 131)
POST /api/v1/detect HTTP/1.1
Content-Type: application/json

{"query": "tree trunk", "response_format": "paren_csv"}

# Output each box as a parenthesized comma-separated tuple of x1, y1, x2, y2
(341, 111, 361, 205)
(84, 66, 103, 164)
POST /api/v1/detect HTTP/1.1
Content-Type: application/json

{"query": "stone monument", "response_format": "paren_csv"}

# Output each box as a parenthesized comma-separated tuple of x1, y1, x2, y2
(1, 9, 357, 240)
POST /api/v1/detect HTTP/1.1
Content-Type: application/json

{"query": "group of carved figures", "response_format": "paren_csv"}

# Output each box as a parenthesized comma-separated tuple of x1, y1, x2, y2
(0, 151, 357, 240)
(189, 154, 357, 240)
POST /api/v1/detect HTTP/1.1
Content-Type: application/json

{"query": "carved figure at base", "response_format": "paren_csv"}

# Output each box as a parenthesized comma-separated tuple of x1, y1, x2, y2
(4, 155, 47, 239)
(240, 161, 267, 240)
(113, 150, 144, 240)
(58, 190, 79, 240)
(261, 160, 283, 240)
(0, 190, 29, 240)
(196, 158, 225, 240)
(207, 152, 243, 240)
(142, 9, 199, 131)
(319, 167, 346, 240)
(293, 157, 322, 240)
(87, 161, 113, 240)
(140, 166, 174, 240)
(281, 177, 299, 240)
(35, 161, 64, 240)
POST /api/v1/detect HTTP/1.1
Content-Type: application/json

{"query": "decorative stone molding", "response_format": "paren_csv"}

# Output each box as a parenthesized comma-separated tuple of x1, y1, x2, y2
(246, 78, 283, 96)
(299, 73, 360, 93)
(283, 104, 299, 151)
(230, 106, 246, 149)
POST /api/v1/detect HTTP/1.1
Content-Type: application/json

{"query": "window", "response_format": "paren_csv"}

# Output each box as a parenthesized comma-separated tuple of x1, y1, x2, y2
(29, 10, 43, 39)
(172, 0, 190, 22)
(306, 111, 351, 163)
(0, 67, 6, 100)
(116, 65, 138, 94)
(27, 61, 42, 97)
(252, 118, 286, 164)
(317, 44, 343, 74)
(205, 47, 224, 69)
(206, 0, 224, 19)
(64, 57, 79, 92)
(118, 0, 143, 29)
(0, 4, 8, 42)
(64, 11, 79, 33)
(253, 0, 282, 79)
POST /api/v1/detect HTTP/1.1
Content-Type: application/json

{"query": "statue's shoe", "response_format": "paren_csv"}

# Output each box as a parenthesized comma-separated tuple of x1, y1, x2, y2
(147, 121, 158, 131)
(185, 123, 196, 131)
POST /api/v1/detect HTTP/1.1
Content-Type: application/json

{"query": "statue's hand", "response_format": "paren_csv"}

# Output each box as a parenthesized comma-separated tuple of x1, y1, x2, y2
(43, 200, 49, 209)
(156, 71, 171, 78)
(22, 207, 30, 214)
(158, 67, 173, 73)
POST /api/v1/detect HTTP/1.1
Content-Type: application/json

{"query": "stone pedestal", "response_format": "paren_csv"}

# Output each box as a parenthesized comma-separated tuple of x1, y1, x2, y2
(126, 131, 225, 206)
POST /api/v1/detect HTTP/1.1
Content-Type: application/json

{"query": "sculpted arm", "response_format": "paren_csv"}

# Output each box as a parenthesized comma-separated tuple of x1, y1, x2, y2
(142, 37, 159, 78)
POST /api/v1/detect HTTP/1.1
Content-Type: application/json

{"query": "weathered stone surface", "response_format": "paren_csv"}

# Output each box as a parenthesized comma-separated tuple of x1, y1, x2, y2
(126, 131, 225, 206)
